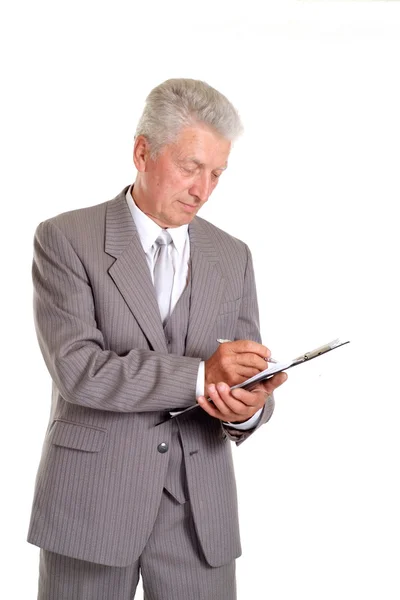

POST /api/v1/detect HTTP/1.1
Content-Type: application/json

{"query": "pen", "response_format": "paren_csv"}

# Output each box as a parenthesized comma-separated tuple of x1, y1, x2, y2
(216, 339, 279, 363)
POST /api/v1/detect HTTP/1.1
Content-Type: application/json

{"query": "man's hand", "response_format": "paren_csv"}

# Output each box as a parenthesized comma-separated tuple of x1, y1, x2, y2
(197, 372, 288, 423)
(204, 340, 271, 389)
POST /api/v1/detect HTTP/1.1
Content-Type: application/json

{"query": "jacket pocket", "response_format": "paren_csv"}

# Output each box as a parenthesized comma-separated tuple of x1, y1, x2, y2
(48, 420, 107, 453)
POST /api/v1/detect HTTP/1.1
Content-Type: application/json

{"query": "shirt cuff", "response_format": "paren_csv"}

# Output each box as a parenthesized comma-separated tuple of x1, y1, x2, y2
(196, 361, 205, 398)
(223, 408, 263, 431)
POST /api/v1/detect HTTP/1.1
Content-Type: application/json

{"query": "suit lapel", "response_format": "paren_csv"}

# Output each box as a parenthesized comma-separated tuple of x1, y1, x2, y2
(185, 218, 226, 358)
(105, 189, 168, 353)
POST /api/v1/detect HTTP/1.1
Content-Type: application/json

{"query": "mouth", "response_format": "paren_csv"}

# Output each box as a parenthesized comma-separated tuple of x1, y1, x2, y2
(179, 201, 198, 213)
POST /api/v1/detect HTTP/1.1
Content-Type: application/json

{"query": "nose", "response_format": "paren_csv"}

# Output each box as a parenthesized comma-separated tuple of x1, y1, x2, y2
(189, 171, 211, 203)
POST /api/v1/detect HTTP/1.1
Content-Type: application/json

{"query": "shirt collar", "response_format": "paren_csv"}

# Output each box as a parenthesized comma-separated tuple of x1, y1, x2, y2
(125, 185, 189, 255)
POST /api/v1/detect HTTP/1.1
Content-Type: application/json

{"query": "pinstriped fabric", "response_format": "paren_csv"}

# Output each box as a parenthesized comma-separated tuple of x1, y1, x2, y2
(162, 275, 191, 504)
(33, 210, 200, 411)
(38, 492, 235, 600)
(48, 420, 107, 452)
(38, 549, 140, 600)
(28, 186, 274, 570)
(179, 410, 242, 567)
(140, 492, 236, 600)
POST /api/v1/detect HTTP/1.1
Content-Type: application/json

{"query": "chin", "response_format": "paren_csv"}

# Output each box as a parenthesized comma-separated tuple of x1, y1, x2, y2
(182, 213, 198, 224)
(172, 211, 198, 227)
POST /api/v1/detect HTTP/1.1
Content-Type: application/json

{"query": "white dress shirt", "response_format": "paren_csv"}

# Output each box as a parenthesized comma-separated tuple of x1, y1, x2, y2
(125, 186, 262, 430)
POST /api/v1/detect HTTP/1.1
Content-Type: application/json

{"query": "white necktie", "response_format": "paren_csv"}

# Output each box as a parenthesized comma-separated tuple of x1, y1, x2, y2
(153, 229, 174, 324)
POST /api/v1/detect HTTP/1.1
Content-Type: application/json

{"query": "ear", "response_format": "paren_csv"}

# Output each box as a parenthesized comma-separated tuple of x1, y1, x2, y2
(133, 135, 151, 172)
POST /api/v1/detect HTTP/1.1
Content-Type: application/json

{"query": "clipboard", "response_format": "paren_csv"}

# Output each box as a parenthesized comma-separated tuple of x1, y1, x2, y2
(167, 338, 350, 420)
(232, 337, 350, 390)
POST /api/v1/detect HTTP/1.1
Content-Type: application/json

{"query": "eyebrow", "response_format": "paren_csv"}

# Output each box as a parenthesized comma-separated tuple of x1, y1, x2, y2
(185, 157, 228, 171)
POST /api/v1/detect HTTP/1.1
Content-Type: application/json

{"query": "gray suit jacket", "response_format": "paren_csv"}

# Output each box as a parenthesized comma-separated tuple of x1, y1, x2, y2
(27, 187, 274, 568)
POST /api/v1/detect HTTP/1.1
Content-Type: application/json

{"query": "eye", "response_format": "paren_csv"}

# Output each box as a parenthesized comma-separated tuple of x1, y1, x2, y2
(182, 166, 196, 175)
(212, 172, 222, 180)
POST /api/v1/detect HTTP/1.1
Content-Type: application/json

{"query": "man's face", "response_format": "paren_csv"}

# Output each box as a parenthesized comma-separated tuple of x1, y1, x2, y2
(134, 124, 231, 228)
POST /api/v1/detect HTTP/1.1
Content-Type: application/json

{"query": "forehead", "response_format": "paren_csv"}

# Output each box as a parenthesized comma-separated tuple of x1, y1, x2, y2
(170, 124, 231, 166)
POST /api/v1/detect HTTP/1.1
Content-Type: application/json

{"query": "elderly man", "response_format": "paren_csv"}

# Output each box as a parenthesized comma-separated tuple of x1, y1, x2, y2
(28, 78, 287, 599)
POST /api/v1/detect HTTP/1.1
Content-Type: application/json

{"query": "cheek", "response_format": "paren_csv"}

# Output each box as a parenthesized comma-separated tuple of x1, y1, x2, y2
(210, 179, 219, 193)
(170, 176, 194, 197)
(158, 169, 183, 192)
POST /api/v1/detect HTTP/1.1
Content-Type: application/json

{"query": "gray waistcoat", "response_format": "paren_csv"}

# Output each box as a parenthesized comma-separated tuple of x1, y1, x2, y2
(162, 274, 192, 504)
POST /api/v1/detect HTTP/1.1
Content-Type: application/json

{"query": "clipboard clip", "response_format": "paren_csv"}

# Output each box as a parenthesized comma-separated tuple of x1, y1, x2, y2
(293, 338, 349, 364)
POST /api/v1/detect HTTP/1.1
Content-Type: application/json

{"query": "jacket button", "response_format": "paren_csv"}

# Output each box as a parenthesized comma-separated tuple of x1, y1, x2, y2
(157, 442, 169, 453)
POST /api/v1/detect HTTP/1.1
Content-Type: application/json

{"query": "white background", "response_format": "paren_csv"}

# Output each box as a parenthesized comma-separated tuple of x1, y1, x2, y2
(1, 1, 399, 598)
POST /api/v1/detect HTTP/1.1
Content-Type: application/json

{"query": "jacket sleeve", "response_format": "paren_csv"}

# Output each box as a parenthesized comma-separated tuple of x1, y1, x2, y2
(222, 244, 275, 445)
(33, 219, 201, 413)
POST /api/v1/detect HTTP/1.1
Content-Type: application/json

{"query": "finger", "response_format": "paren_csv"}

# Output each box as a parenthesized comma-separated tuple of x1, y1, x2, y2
(230, 340, 271, 360)
(230, 371, 287, 399)
(255, 372, 288, 396)
(198, 395, 234, 421)
(206, 384, 238, 417)
(230, 386, 267, 408)
(235, 366, 264, 380)
(235, 352, 269, 372)
(213, 382, 252, 415)
(204, 383, 253, 421)
(229, 371, 288, 402)
(214, 384, 264, 424)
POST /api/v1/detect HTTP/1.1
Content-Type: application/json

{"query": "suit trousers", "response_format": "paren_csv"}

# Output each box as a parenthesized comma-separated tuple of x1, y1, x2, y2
(37, 490, 236, 600)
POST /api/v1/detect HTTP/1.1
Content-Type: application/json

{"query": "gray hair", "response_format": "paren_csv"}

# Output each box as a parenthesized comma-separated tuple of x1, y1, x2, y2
(135, 78, 243, 157)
